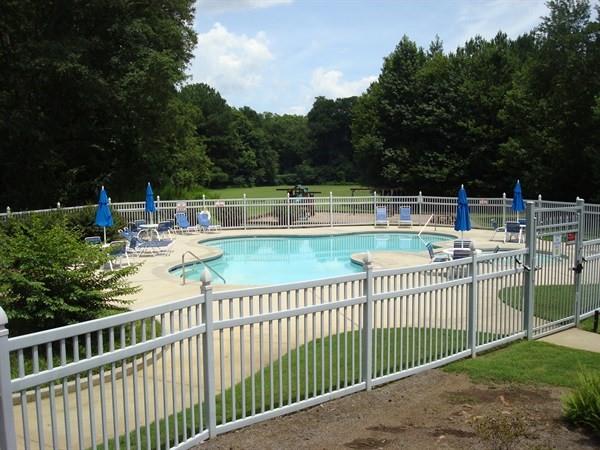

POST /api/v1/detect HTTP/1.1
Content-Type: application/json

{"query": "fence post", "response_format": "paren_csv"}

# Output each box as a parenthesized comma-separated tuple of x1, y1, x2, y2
(0, 307, 17, 450)
(202, 194, 206, 210)
(469, 252, 478, 357)
(5, 207, 10, 216)
(575, 198, 585, 326)
(372, 191, 377, 226)
(243, 193, 247, 230)
(523, 200, 536, 339)
(286, 193, 291, 230)
(329, 192, 333, 227)
(200, 270, 217, 438)
(502, 192, 506, 225)
(418, 191, 423, 221)
(537, 194, 542, 209)
(156, 195, 160, 222)
(362, 253, 374, 390)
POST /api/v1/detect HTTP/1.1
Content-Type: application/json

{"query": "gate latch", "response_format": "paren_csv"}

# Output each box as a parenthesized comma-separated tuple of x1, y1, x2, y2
(572, 257, 586, 274)
(515, 257, 540, 272)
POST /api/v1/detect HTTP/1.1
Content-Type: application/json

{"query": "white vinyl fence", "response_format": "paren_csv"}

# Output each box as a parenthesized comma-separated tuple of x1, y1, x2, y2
(1, 201, 600, 450)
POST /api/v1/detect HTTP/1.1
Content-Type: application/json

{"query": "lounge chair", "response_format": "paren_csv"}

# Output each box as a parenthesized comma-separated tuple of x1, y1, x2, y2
(504, 221, 522, 243)
(174, 212, 198, 233)
(398, 207, 413, 227)
(157, 220, 174, 239)
(197, 211, 220, 233)
(127, 236, 174, 256)
(426, 242, 451, 262)
(106, 240, 130, 270)
(490, 219, 505, 241)
(84, 236, 102, 245)
(375, 207, 389, 227)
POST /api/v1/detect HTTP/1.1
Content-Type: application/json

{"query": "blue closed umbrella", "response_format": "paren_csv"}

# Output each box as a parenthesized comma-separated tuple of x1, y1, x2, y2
(454, 184, 471, 239)
(145, 182, 156, 223)
(95, 186, 113, 244)
(512, 179, 525, 220)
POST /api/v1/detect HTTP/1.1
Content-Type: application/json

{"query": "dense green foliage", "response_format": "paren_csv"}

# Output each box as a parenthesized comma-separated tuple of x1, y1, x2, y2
(563, 369, 600, 432)
(0, 218, 139, 335)
(2, 0, 599, 209)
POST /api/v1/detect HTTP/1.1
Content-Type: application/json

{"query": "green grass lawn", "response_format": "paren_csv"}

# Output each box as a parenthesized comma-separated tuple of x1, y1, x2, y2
(499, 285, 575, 322)
(444, 340, 600, 388)
(580, 315, 599, 333)
(206, 184, 367, 199)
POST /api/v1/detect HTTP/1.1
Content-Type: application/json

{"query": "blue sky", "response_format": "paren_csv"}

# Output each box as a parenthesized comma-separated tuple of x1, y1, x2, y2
(189, 0, 550, 114)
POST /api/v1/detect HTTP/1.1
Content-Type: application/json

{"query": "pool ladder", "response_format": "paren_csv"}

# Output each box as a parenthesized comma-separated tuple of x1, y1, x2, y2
(181, 251, 226, 285)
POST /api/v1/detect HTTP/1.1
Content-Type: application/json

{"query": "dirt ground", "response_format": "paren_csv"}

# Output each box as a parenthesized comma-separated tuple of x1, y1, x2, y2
(197, 369, 599, 450)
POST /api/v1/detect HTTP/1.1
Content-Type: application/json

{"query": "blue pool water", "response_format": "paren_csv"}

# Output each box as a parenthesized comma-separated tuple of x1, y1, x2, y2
(170, 232, 453, 285)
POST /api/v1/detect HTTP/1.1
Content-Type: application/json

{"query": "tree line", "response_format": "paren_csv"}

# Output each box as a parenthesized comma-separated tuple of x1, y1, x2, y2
(1, 0, 599, 210)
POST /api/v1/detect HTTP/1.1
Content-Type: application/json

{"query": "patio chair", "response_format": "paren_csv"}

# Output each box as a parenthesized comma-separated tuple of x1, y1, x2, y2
(375, 207, 389, 227)
(454, 239, 473, 249)
(504, 221, 522, 243)
(174, 212, 198, 233)
(157, 220, 174, 239)
(490, 219, 505, 241)
(197, 211, 221, 233)
(106, 240, 130, 270)
(84, 236, 102, 245)
(127, 236, 174, 256)
(398, 207, 413, 227)
(426, 242, 451, 263)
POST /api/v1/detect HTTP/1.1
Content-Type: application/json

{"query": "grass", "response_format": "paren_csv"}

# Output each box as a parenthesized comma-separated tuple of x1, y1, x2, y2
(206, 184, 367, 199)
(104, 326, 480, 449)
(499, 285, 574, 322)
(563, 369, 600, 433)
(580, 315, 599, 333)
(444, 340, 600, 388)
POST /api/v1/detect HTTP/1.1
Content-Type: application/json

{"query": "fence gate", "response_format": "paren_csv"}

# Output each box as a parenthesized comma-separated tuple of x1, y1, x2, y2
(530, 200, 584, 338)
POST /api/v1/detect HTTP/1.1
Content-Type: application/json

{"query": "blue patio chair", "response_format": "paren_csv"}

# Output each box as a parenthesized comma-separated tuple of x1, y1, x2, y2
(174, 212, 198, 233)
(504, 221, 522, 243)
(197, 211, 220, 233)
(375, 207, 389, 227)
(127, 236, 174, 256)
(157, 220, 174, 239)
(398, 207, 413, 227)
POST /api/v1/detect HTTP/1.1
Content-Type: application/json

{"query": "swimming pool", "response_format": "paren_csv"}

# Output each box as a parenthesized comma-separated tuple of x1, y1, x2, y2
(170, 232, 453, 285)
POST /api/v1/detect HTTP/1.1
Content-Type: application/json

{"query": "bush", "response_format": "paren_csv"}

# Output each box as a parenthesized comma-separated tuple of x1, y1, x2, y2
(0, 217, 139, 336)
(563, 369, 600, 433)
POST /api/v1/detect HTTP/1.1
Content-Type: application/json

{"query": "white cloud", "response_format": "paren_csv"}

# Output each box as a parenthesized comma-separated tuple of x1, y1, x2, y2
(190, 22, 273, 95)
(309, 68, 376, 99)
(196, 0, 292, 14)
(455, 0, 548, 47)
(286, 105, 308, 115)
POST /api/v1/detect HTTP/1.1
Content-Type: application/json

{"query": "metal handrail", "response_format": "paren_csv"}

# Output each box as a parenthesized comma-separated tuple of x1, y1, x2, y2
(181, 251, 226, 285)
(417, 214, 435, 244)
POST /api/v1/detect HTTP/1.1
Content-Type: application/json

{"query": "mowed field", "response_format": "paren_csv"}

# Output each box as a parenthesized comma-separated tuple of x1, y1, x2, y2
(206, 184, 368, 199)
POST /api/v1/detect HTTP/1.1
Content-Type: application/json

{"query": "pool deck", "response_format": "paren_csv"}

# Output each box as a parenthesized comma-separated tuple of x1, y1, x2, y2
(125, 225, 524, 310)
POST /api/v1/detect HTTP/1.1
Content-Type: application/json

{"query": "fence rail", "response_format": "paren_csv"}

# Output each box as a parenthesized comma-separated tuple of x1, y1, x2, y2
(1, 201, 599, 450)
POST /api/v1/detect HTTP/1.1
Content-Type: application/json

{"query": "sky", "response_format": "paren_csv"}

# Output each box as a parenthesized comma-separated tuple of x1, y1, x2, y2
(189, 0, 551, 115)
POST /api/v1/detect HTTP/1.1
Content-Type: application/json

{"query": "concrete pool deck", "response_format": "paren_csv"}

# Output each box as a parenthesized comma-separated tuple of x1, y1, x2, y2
(125, 225, 524, 310)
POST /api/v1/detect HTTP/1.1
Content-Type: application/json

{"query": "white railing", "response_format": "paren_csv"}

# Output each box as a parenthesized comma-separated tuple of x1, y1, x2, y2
(5, 192, 600, 241)
(2, 199, 599, 450)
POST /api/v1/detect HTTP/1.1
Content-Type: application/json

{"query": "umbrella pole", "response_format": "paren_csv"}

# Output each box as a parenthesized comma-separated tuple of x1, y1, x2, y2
(103, 227, 107, 245)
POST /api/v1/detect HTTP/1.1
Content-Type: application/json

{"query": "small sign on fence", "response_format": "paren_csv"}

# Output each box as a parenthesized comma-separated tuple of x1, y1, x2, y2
(553, 234, 562, 257)
(176, 201, 187, 213)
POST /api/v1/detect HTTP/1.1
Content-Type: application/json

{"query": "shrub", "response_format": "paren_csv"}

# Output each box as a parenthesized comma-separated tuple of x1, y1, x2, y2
(563, 369, 600, 433)
(0, 217, 139, 336)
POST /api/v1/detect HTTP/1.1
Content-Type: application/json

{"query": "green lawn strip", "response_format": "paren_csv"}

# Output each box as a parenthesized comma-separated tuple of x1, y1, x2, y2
(206, 184, 365, 199)
(104, 326, 490, 450)
(580, 316, 599, 333)
(499, 285, 576, 322)
(444, 340, 600, 388)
